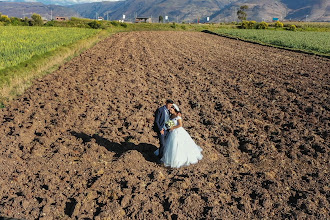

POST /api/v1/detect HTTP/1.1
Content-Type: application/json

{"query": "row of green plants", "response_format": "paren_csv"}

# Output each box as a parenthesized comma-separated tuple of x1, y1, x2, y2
(0, 26, 100, 70)
(0, 26, 112, 107)
(213, 28, 330, 56)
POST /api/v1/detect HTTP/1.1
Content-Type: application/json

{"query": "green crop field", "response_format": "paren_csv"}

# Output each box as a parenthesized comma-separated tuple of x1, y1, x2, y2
(214, 29, 330, 56)
(0, 26, 100, 70)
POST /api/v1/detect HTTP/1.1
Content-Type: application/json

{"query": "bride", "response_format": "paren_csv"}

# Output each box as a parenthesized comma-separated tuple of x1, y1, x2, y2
(161, 104, 203, 168)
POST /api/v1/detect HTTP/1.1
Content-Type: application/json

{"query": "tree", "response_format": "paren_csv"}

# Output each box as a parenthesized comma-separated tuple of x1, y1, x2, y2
(159, 15, 163, 23)
(31, 13, 43, 26)
(237, 5, 248, 21)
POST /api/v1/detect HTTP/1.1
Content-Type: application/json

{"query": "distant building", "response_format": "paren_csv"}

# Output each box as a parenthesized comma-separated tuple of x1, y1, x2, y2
(273, 18, 279, 22)
(56, 17, 68, 21)
(98, 17, 104, 21)
(135, 17, 152, 23)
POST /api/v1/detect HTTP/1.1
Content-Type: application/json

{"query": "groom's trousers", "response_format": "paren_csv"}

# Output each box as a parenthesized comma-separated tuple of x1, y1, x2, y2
(158, 130, 168, 158)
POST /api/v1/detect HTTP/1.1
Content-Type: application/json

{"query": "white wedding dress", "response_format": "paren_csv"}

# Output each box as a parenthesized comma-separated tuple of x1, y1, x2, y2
(161, 116, 203, 168)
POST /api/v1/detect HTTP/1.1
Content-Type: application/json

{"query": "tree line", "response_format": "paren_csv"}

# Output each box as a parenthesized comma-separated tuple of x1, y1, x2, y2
(0, 13, 43, 26)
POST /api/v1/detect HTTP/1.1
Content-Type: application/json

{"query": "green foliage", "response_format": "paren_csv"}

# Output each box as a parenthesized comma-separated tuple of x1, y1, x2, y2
(120, 22, 127, 28)
(44, 20, 56, 26)
(214, 28, 330, 55)
(22, 17, 29, 26)
(241, 20, 256, 29)
(0, 26, 99, 70)
(170, 22, 177, 29)
(0, 13, 30, 26)
(288, 24, 297, 31)
(274, 21, 284, 28)
(237, 5, 248, 21)
(9, 17, 21, 26)
(159, 16, 163, 23)
(31, 13, 43, 26)
(0, 15, 11, 24)
(110, 21, 119, 26)
(0, 102, 5, 108)
(256, 21, 268, 29)
(88, 20, 102, 29)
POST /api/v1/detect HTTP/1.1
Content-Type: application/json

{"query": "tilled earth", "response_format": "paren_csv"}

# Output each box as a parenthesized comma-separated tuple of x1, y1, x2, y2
(0, 31, 329, 219)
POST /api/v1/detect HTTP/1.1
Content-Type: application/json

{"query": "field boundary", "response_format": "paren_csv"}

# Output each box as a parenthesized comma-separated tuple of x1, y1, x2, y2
(201, 30, 330, 59)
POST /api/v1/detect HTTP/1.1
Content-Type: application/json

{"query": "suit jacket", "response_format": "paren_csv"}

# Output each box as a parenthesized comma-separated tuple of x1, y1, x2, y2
(154, 105, 168, 133)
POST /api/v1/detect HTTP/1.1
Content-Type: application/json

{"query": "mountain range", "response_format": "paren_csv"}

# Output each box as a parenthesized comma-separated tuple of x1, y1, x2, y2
(0, 0, 329, 22)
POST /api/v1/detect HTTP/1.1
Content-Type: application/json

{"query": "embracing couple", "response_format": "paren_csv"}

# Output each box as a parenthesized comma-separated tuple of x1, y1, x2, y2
(153, 99, 203, 168)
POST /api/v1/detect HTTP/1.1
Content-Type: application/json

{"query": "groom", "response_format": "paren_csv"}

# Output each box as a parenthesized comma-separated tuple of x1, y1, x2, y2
(154, 99, 174, 158)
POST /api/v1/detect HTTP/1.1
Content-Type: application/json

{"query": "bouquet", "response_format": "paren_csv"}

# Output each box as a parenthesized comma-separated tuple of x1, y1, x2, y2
(165, 120, 175, 129)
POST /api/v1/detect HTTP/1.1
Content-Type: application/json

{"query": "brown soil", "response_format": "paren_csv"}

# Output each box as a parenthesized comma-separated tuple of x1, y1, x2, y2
(0, 31, 329, 219)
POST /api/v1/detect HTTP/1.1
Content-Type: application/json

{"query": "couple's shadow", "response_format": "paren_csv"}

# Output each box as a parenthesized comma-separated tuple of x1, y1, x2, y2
(71, 131, 159, 163)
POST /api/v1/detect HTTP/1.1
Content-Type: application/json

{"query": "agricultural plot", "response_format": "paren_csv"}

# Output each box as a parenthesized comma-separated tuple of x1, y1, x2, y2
(0, 31, 329, 219)
(0, 26, 100, 70)
(214, 29, 330, 55)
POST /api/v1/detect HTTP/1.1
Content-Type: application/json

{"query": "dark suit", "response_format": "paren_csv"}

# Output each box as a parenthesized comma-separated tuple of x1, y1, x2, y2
(154, 105, 169, 158)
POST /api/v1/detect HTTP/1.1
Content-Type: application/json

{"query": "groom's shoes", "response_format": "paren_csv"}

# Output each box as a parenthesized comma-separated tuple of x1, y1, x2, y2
(155, 156, 163, 164)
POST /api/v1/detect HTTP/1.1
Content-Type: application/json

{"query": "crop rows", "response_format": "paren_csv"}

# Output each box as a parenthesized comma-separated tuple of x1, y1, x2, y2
(214, 29, 330, 55)
(0, 26, 100, 70)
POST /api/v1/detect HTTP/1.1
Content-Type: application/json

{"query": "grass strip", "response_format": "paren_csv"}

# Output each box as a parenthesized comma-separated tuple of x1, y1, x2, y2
(205, 29, 330, 58)
(0, 29, 111, 106)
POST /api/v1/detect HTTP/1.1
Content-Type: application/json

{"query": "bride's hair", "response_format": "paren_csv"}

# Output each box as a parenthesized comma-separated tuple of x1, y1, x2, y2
(172, 106, 181, 114)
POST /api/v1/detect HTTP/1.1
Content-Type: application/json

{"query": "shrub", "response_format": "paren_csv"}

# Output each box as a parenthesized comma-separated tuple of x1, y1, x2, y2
(110, 21, 119, 26)
(240, 20, 248, 29)
(0, 15, 11, 24)
(274, 21, 284, 28)
(288, 24, 297, 31)
(44, 20, 56, 26)
(120, 22, 127, 28)
(88, 20, 102, 29)
(256, 21, 268, 29)
(170, 22, 177, 28)
(241, 20, 256, 29)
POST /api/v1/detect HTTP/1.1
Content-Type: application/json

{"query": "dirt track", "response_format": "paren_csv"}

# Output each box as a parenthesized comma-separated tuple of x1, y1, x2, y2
(0, 31, 329, 219)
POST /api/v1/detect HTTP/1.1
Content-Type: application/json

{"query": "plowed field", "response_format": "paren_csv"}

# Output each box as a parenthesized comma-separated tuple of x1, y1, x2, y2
(0, 31, 329, 219)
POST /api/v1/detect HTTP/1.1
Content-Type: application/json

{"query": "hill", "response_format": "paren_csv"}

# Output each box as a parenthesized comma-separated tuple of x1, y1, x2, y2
(69, 0, 330, 22)
(0, 2, 79, 20)
(0, 0, 329, 22)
